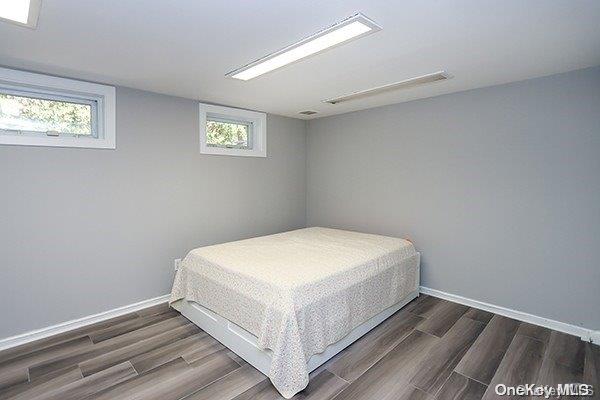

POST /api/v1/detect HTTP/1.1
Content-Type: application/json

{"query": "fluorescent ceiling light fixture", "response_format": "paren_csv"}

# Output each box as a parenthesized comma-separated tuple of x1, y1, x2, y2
(0, 0, 41, 28)
(227, 13, 381, 81)
(323, 71, 451, 104)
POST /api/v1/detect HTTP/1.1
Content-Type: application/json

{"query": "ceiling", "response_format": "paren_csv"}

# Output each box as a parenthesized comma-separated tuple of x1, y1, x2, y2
(1, 0, 599, 119)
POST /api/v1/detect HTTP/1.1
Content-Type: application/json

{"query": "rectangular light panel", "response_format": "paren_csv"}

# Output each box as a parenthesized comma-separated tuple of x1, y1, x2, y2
(0, 0, 41, 28)
(227, 13, 381, 81)
(323, 71, 451, 104)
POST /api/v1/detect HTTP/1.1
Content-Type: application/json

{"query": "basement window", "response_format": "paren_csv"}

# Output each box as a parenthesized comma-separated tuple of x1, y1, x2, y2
(0, 67, 116, 149)
(199, 103, 266, 157)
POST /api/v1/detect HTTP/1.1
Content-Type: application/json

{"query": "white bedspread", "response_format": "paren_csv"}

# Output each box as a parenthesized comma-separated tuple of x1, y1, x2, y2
(170, 227, 420, 398)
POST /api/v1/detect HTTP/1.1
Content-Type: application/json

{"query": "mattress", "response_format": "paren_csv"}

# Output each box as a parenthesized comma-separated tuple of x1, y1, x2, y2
(170, 227, 420, 398)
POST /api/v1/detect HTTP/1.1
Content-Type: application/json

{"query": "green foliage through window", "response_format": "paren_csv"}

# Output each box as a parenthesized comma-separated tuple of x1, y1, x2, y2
(206, 119, 250, 148)
(0, 93, 92, 135)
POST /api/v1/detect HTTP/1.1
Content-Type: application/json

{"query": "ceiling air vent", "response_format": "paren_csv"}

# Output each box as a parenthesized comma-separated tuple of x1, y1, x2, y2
(323, 71, 451, 105)
(298, 110, 318, 116)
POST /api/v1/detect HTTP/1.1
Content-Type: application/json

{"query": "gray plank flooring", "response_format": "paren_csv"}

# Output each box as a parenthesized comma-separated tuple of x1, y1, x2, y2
(481, 334, 545, 400)
(416, 301, 469, 338)
(0, 294, 594, 400)
(410, 317, 486, 394)
(455, 315, 521, 384)
(436, 372, 487, 400)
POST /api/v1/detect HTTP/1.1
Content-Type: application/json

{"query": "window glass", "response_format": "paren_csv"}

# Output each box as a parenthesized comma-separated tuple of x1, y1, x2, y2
(0, 92, 93, 136)
(206, 118, 251, 149)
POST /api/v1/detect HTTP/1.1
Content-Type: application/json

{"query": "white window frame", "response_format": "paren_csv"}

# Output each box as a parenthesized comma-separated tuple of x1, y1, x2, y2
(0, 0, 42, 29)
(0, 67, 116, 149)
(199, 103, 266, 157)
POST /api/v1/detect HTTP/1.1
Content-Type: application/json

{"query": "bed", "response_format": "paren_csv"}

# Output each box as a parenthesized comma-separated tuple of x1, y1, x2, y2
(170, 227, 420, 398)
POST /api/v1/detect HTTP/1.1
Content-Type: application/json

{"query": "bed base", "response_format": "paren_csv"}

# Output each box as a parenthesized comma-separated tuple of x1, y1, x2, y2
(171, 289, 420, 376)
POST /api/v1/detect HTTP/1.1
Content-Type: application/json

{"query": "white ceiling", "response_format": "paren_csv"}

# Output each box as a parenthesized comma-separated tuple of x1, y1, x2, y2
(1, 0, 599, 119)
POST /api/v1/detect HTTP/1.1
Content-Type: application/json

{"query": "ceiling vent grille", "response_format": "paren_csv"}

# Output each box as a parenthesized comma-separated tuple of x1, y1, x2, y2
(298, 110, 318, 115)
(323, 71, 451, 105)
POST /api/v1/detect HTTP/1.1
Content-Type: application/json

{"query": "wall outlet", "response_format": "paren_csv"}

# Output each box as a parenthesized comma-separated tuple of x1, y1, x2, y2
(174, 258, 182, 271)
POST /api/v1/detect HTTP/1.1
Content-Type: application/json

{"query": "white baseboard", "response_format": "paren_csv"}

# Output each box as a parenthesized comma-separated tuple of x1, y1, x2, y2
(590, 331, 600, 345)
(2, 288, 597, 352)
(420, 286, 597, 343)
(0, 294, 170, 351)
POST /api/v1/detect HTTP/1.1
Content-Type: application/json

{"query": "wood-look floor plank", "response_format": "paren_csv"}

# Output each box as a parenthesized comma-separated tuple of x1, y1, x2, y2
(463, 308, 494, 324)
(182, 364, 267, 400)
(543, 331, 585, 373)
(137, 350, 240, 400)
(455, 315, 520, 384)
(225, 351, 249, 368)
(0, 336, 93, 377)
(27, 316, 194, 379)
(230, 380, 272, 400)
(135, 302, 171, 318)
(38, 361, 138, 400)
(87, 357, 191, 400)
(403, 295, 429, 309)
(334, 330, 438, 400)
(405, 296, 444, 318)
(4, 366, 82, 400)
(326, 311, 423, 382)
(411, 317, 486, 395)
(130, 332, 208, 374)
(180, 334, 226, 365)
(0, 313, 138, 365)
(233, 369, 347, 400)
(91, 314, 191, 350)
(417, 302, 469, 338)
(535, 357, 583, 387)
(0, 366, 77, 399)
(98, 351, 241, 400)
(395, 386, 431, 400)
(515, 322, 551, 344)
(534, 331, 586, 389)
(89, 311, 178, 343)
(0, 368, 28, 391)
(435, 372, 487, 400)
(481, 335, 545, 400)
(79, 322, 200, 376)
(583, 343, 600, 394)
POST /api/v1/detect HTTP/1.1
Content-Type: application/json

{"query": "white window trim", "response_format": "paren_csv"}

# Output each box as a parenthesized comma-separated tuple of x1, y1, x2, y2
(0, 0, 42, 29)
(199, 103, 266, 157)
(0, 67, 116, 149)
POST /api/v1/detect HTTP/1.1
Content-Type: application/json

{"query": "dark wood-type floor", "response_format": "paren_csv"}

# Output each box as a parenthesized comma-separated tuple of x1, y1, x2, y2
(1, 295, 597, 400)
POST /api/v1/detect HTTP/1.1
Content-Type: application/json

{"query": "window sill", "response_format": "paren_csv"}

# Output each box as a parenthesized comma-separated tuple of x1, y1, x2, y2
(0, 135, 115, 149)
(199, 145, 266, 157)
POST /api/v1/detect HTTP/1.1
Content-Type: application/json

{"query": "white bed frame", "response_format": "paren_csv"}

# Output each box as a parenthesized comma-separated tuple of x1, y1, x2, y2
(171, 289, 420, 376)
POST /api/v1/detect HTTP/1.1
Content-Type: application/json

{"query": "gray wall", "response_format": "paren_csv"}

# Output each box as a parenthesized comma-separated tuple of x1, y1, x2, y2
(307, 67, 600, 330)
(2, 67, 598, 340)
(0, 87, 307, 339)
